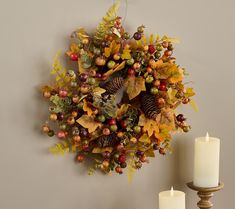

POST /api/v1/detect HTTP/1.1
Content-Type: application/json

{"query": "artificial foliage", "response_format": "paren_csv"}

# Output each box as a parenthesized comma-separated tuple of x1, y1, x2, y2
(41, 1, 195, 175)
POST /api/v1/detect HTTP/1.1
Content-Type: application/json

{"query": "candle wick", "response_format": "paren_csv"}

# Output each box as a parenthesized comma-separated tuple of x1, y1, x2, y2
(170, 186, 174, 196)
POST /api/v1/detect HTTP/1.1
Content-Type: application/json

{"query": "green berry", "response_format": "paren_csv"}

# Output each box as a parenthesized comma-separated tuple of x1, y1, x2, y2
(120, 162, 127, 168)
(124, 32, 130, 39)
(145, 75, 154, 83)
(127, 58, 134, 65)
(156, 45, 163, 51)
(77, 102, 83, 109)
(110, 125, 118, 132)
(107, 60, 116, 69)
(133, 126, 141, 134)
(47, 130, 54, 137)
(88, 77, 96, 85)
(98, 115, 106, 122)
(183, 126, 191, 133)
(70, 81, 77, 87)
(150, 87, 159, 95)
(59, 124, 67, 130)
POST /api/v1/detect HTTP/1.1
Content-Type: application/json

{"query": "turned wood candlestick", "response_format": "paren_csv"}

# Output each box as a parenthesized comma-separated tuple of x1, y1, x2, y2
(187, 182, 224, 209)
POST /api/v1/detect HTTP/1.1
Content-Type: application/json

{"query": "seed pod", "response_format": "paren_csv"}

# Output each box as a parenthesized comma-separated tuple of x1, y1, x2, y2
(140, 93, 161, 119)
(96, 133, 120, 148)
(103, 76, 124, 95)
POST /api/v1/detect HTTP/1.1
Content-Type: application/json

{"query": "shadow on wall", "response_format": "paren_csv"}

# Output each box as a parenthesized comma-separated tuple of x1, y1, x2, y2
(171, 134, 194, 190)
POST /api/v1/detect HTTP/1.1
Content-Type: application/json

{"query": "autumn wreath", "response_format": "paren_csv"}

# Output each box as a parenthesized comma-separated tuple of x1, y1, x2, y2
(41, 1, 195, 175)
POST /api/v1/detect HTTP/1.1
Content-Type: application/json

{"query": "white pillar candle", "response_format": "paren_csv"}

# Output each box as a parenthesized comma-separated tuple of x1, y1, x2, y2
(159, 187, 185, 209)
(193, 133, 220, 187)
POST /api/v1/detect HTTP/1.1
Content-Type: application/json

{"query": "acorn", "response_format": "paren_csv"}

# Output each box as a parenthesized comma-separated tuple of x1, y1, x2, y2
(43, 91, 51, 98)
(133, 62, 141, 70)
(113, 53, 121, 60)
(102, 160, 109, 168)
(67, 116, 75, 125)
(117, 132, 124, 138)
(82, 38, 89, 44)
(42, 125, 50, 134)
(162, 41, 169, 48)
(103, 128, 110, 136)
(80, 85, 89, 94)
(49, 113, 57, 121)
(95, 57, 106, 66)
(72, 95, 79, 103)
(77, 154, 85, 162)
(73, 135, 81, 143)
(115, 166, 123, 174)
(130, 137, 138, 144)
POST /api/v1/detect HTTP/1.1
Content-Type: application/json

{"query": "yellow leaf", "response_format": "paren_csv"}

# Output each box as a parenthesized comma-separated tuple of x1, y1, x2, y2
(167, 88, 178, 104)
(126, 77, 146, 100)
(145, 148, 155, 157)
(149, 34, 154, 44)
(138, 114, 159, 137)
(155, 128, 171, 142)
(116, 104, 130, 119)
(104, 40, 120, 58)
(104, 47, 111, 58)
(78, 60, 86, 73)
(190, 99, 199, 112)
(103, 61, 125, 77)
(127, 165, 135, 184)
(161, 35, 180, 43)
(185, 88, 196, 97)
(121, 49, 132, 60)
(76, 115, 102, 133)
(139, 133, 151, 144)
(168, 67, 184, 83)
(83, 99, 93, 116)
(70, 43, 79, 52)
(93, 87, 106, 96)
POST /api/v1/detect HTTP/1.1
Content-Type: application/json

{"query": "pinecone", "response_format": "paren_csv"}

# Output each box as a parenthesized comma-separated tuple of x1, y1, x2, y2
(140, 93, 161, 119)
(96, 133, 120, 148)
(103, 76, 124, 94)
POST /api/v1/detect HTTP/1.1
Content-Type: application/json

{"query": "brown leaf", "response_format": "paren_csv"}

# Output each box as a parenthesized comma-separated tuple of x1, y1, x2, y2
(126, 77, 146, 100)
(76, 115, 102, 133)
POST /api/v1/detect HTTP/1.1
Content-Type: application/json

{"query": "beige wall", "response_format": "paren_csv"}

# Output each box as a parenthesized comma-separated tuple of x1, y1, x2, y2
(0, 0, 234, 209)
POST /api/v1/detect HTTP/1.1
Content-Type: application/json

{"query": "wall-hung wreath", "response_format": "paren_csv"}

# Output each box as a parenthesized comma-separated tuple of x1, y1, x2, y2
(41, 1, 195, 175)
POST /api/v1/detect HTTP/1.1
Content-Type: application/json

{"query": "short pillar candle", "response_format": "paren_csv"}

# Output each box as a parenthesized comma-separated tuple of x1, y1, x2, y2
(193, 133, 220, 187)
(159, 187, 185, 209)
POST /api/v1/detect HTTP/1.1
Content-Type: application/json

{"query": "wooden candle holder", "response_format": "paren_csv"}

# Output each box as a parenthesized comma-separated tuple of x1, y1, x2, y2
(187, 182, 224, 209)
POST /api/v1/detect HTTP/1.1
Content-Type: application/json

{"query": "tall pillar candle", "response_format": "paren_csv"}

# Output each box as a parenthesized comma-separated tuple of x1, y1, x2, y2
(193, 133, 220, 187)
(159, 187, 185, 209)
